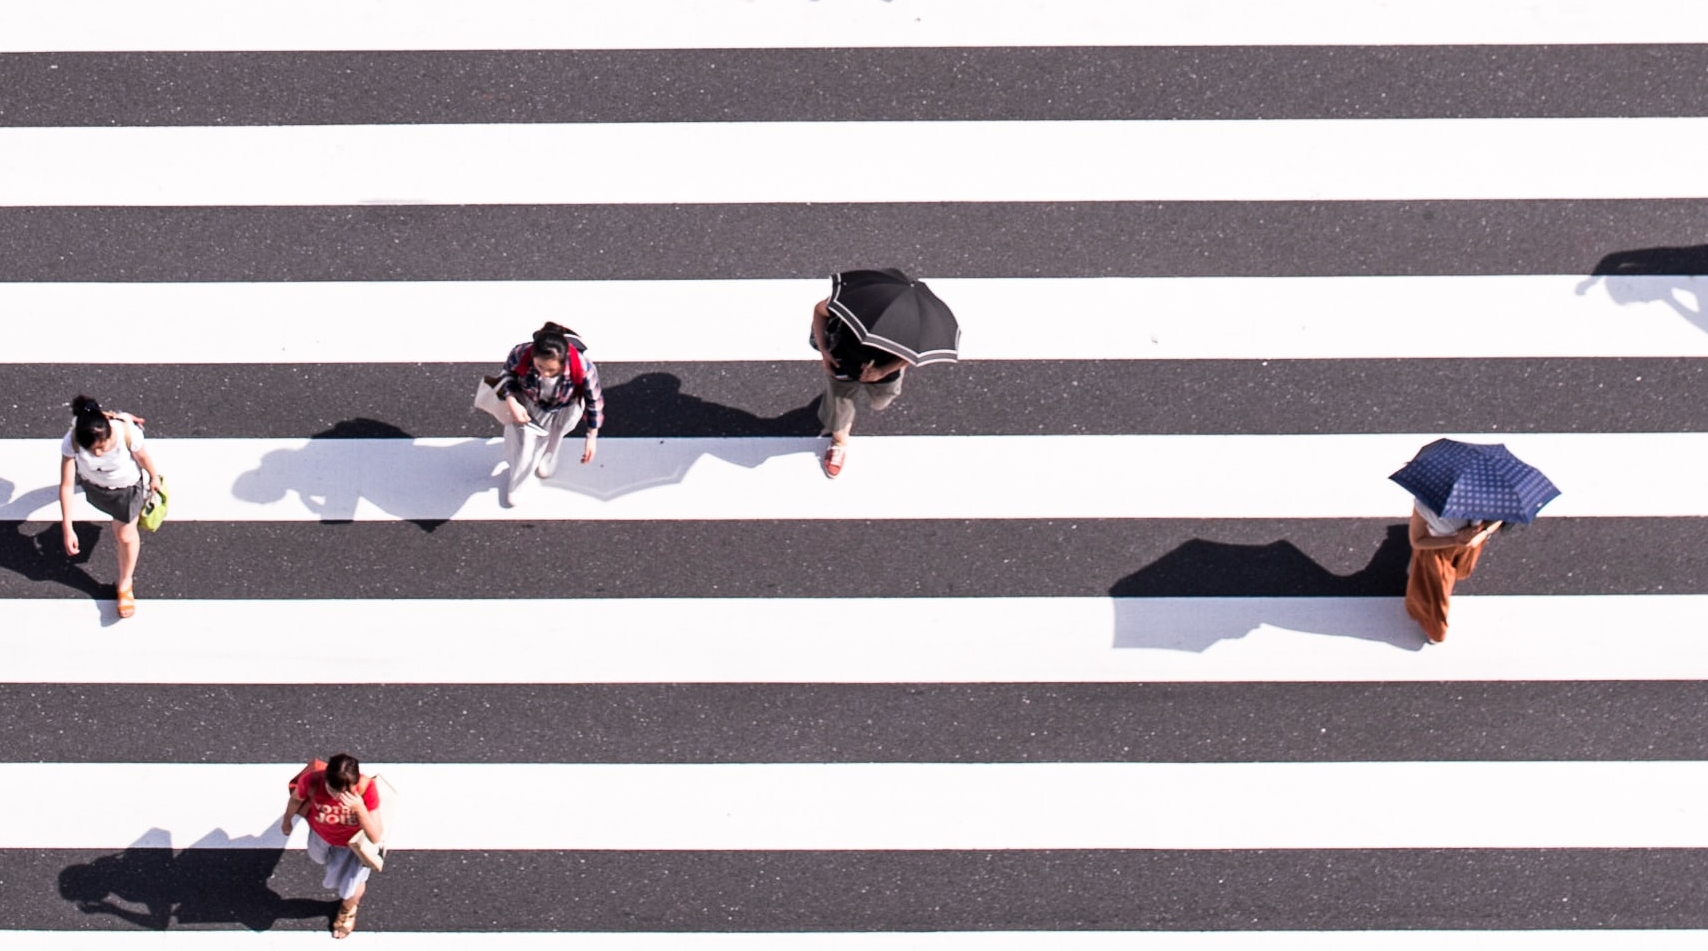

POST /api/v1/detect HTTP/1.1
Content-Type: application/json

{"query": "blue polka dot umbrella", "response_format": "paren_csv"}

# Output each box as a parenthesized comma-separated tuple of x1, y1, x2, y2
(1390, 439, 1561, 524)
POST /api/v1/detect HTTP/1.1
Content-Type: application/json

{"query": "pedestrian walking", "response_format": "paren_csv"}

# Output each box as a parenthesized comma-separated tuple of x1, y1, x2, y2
(1405, 501, 1500, 643)
(280, 753, 384, 939)
(57, 395, 162, 619)
(492, 322, 604, 506)
(810, 269, 960, 478)
(1389, 438, 1559, 644)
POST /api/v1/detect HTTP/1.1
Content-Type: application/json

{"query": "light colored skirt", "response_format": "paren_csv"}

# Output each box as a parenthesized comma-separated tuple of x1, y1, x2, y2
(307, 828, 371, 900)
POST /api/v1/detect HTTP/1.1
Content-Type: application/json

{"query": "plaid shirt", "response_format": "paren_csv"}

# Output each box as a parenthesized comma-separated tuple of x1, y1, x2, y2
(495, 342, 605, 432)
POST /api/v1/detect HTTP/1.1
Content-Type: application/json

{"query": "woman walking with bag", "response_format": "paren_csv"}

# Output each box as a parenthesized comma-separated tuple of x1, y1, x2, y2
(492, 321, 604, 506)
(281, 753, 384, 939)
(57, 395, 162, 618)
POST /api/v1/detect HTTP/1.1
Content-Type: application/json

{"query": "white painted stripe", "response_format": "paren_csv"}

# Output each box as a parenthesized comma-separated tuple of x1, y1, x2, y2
(11, 934, 1708, 951)
(8, 275, 1708, 363)
(6, 761, 1706, 850)
(0, 433, 1694, 522)
(9, 0, 1708, 51)
(8, 119, 1708, 206)
(8, 935, 1708, 951)
(3, 596, 1707, 685)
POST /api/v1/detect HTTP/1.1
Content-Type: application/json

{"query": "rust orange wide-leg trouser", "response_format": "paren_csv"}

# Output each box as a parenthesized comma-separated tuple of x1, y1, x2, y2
(1405, 540, 1486, 643)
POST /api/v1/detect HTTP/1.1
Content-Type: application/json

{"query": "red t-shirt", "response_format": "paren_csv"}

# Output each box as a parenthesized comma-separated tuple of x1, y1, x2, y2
(294, 770, 381, 847)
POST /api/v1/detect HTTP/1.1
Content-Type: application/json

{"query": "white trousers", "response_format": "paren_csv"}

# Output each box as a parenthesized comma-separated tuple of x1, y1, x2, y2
(502, 402, 583, 495)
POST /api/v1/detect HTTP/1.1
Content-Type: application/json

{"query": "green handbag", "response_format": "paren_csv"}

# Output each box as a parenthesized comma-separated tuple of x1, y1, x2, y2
(140, 477, 169, 532)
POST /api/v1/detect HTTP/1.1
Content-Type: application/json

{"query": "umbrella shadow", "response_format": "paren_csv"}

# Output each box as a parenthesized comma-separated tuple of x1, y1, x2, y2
(540, 372, 823, 501)
(1575, 245, 1708, 333)
(231, 418, 494, 532)
(58, 827, 331, 932)
(1109, 524, 1421, 651)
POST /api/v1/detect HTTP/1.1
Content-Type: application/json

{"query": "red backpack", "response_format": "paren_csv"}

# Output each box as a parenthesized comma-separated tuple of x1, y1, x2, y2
(519, 323, 588, 389)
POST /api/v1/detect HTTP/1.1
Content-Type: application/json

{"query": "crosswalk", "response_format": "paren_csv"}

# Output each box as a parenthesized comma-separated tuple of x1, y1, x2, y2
(4, 1, 1708, 944)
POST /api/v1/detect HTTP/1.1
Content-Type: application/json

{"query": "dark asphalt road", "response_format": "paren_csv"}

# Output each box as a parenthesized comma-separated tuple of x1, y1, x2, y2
(3, 201, 1706, 281)
(8, 357, 1707, 438)
(7, 681, 1708, 764)
(6, 46, 1708, 125)
(3, 518, 1701, 600)
(14, 847, 1708, 931)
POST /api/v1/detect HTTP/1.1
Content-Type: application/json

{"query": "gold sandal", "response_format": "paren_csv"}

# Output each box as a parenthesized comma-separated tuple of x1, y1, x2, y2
(332, 903, 358, 939)
(116, 586, 136, 619)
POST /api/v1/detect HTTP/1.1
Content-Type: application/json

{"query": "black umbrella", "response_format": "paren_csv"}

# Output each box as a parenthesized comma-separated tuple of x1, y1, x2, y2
(826, 269, 961, 366)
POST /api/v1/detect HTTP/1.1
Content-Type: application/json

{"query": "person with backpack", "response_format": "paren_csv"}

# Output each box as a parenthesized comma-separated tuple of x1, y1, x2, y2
(57, 395, 162, 618)
(280, 753, 384, 939)
(493, 321, 605, 505)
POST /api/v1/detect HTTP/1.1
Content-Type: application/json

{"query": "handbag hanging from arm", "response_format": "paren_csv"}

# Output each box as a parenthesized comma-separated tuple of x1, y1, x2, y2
(348, 775, 398, 873)
(120, 420, 170, 532)
(473, 375, 512, 426)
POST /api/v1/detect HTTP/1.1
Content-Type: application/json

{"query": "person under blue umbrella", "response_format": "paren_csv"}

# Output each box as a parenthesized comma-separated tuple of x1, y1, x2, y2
(1390, 439, 1560, 643)
(1404, 503, 1502, 644)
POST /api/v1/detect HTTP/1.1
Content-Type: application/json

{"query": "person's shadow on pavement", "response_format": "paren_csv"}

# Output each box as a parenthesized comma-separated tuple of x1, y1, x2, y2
(58, 828, 331, 932)
(1575, 245, 1708, 333)
(0, 479, 116, 617)
(235, 378, 826, 517)
(1108, 523, 1419, 651)
(231, 418, 490, 532)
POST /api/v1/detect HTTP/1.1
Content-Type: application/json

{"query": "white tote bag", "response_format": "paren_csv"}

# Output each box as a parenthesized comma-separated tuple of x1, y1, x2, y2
(348, 774, 399, 873)
(472, 376, 511, 426)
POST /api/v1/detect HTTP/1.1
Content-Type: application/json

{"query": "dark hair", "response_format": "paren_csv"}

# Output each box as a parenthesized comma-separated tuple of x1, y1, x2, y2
(70, 395, 111, 450)
(324, 753, 361, 793)
(532, 323, 569, 360)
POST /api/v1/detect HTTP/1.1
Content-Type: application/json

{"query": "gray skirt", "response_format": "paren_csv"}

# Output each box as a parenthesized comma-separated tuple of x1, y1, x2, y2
(306, 829, 372, 900)
(78, 476, 147, 524)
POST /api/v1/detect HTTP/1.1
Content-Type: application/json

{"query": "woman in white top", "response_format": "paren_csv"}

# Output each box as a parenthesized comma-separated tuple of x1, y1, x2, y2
(58, 395, 161, 618)
(1404, 498, 1501, 643)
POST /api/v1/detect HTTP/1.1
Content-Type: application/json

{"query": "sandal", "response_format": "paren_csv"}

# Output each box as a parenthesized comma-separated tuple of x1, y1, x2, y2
(822, 444, 847, 479)
(116, 586, 136, 619)
(333, 903, 359, 939)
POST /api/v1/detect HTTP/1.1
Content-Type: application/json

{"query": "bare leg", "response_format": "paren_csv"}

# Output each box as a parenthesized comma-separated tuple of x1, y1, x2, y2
(333, 882, 366, 939)
(114, 518, 140, 591)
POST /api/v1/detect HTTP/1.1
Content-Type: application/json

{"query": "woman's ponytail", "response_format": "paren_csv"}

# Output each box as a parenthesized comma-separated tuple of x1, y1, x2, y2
(70, 394, 112, 450)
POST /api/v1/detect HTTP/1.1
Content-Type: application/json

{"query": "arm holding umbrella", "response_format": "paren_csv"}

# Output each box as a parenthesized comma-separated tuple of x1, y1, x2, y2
(815, 296, 908, 381)
(858, 355, 909, 382)
(1408, 511, 1503, 551)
